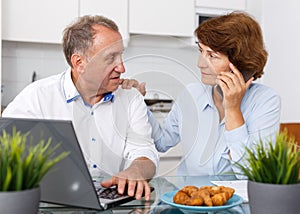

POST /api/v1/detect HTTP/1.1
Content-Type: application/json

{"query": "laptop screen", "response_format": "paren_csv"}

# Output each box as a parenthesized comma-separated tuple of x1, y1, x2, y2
(0, 118, 102, 210)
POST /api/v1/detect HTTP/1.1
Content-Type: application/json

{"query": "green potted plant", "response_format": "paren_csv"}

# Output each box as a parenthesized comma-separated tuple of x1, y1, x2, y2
(236, 130, 300, 214)
(0, 128, 69, 214)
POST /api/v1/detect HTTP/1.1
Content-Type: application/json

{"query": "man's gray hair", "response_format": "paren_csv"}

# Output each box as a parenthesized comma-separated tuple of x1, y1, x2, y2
(62, 15, 119, 67)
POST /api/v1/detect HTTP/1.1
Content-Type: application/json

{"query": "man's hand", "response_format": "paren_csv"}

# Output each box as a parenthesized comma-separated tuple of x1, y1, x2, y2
(100, 157, 155, 200)
(119, 78, 146, 96)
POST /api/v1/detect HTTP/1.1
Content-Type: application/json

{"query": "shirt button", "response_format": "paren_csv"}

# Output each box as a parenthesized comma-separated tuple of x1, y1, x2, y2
(91, 111, 94, 116)
(93, 164, 97, 168)
(91, 138, 96, 142)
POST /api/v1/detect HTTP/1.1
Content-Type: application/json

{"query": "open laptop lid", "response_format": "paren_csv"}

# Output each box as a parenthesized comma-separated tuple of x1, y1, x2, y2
(0, 118, 103, 210)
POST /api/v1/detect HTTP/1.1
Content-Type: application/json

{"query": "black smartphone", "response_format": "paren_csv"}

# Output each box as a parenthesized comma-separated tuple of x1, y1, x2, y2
(216, 71, 255, 98)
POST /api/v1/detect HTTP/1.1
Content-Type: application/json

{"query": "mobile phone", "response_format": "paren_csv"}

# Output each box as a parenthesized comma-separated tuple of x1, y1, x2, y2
(216, 71, 255, 98)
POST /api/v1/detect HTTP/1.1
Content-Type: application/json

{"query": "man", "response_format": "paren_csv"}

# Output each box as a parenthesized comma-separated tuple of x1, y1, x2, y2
(2, 15, 159, 200)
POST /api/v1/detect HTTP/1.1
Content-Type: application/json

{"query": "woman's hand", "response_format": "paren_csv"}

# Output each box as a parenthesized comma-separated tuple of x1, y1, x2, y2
(217, 63, 253, 130)
(217, 63, 253, 108)
(119, 78, 146, 96)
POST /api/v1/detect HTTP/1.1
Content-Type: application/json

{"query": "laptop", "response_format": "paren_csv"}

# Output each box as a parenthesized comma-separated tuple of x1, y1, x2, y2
(0, 117, 151, 210)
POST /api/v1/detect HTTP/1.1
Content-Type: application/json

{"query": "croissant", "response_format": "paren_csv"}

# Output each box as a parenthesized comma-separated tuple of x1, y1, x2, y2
(173, 185, 235, 207)
(198, 189, 213, 206)
(211, 192, 228, 206)
(173, 186, 204, 206)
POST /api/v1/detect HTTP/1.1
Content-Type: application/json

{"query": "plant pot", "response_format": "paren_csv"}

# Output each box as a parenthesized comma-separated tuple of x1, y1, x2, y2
(0, 186, 41, 214)
(248, 180, 300, 214)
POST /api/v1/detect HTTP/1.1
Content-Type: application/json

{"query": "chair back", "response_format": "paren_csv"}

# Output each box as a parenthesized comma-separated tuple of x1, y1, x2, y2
(280, 123, 300, 146)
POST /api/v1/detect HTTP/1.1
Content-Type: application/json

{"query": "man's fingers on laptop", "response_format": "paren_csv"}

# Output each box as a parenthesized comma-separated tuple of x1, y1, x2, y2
(100, 177, 113, 188)
(143, 181, 151, 201)
(134, 181, 143, 200)
(136, 181, 150, 200)
(100, 176, 120, 189)
(116, 178, 128, 195)
(127, 180, 137, 197)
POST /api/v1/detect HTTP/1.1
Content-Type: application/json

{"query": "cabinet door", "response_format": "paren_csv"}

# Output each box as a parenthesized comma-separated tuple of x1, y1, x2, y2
(79, 0, 129, 43)
(2, 0, 78, 44)
(196, 0, 246, 10)
(129, 0, 195, 37)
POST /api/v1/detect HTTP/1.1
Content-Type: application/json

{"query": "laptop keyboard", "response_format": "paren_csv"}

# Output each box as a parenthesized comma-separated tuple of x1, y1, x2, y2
(94, 184, 155, 209)
(97, 186, 126, 200)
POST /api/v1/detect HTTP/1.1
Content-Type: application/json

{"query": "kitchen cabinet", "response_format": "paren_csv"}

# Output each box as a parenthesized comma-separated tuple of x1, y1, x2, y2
(2, 0, 78, 44)
(129, 0, 195, 37)
(2, 0, 129, 45)
(79, 0, 129, 45)
(195, 0, 246, 10)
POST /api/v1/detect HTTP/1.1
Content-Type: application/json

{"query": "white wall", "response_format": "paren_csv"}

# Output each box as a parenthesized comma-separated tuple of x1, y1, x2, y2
(246, 0, 263, 23)
(1, 41, 68, 106)
(261, 0, 300, 122)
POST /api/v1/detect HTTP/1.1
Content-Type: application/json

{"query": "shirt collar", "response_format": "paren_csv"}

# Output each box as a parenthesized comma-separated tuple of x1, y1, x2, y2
(199, 85, 214, 111)
(63, 68, 115, 104)
(103, 92, 115, 103)
(63, 68, 81, 103)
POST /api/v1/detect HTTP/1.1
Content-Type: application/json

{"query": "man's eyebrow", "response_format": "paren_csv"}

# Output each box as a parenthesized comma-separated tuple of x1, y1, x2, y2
(102, 50, 123, 61)
(106, 49, 124, 56)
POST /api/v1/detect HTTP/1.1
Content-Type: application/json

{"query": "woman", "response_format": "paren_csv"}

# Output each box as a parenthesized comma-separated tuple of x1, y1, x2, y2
(123, 12, 281, 177)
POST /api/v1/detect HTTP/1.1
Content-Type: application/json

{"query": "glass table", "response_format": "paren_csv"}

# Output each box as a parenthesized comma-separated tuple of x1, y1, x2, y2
(38, 175, 250, 214)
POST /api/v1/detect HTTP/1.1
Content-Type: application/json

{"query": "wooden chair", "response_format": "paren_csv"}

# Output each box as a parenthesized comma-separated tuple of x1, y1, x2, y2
(280, 123, 300, 146)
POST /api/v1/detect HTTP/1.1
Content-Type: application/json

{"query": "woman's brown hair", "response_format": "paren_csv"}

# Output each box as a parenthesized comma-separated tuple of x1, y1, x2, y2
(195, 12, 267, 80)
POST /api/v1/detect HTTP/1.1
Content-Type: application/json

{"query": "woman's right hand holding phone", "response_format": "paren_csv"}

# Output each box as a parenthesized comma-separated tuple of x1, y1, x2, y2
(216, 63, 254, 130)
